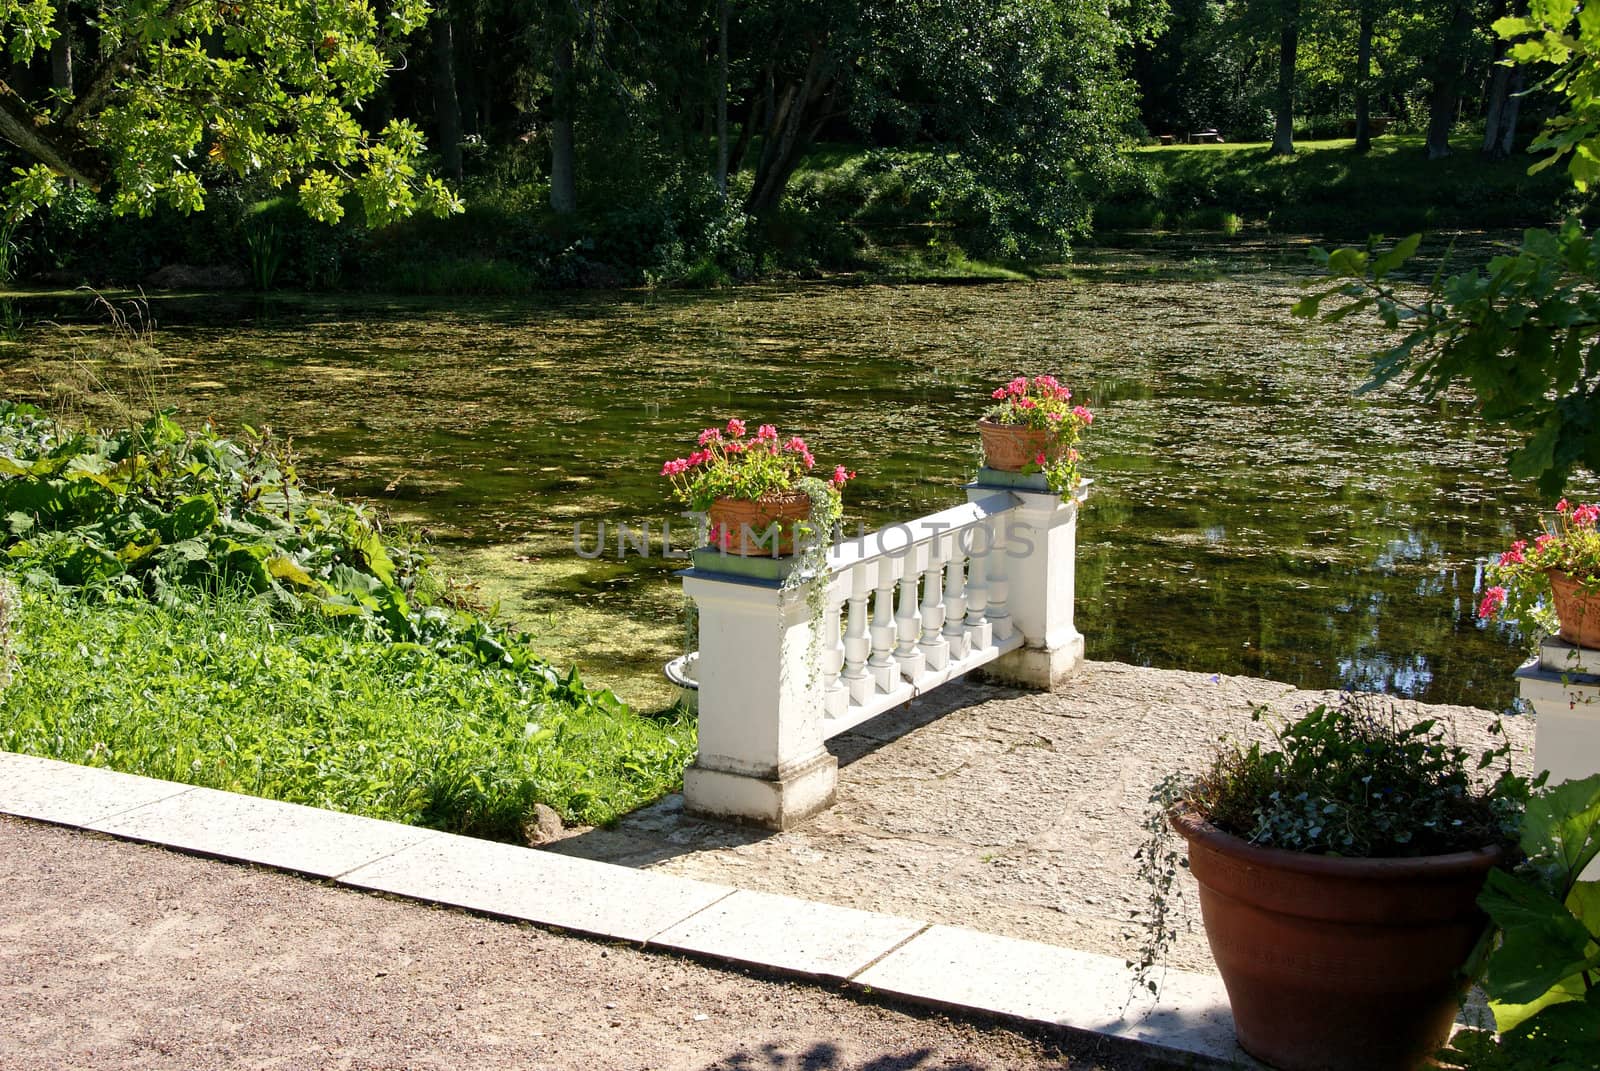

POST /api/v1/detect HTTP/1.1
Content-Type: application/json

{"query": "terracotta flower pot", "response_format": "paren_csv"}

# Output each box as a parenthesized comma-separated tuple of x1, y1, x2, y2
(1171, 809, 1502, 1071)
(1547, 569, 1600, 649)
(977, 418, 1064, 472)
(706, 492, 812, 556)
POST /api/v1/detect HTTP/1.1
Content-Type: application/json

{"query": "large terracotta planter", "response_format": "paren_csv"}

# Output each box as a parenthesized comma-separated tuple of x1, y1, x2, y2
(1548, 569, 1600, 649)
(977, 418, 1064, 472)
(1171, 809, 1502, 1071)
(706, 492, 812, 556)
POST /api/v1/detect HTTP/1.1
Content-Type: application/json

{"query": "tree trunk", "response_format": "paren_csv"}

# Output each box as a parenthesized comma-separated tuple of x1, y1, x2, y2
(432, 15, 463, 182)
(1271, 0, 1300, 156)
(1492, 66, 1525, 158)
(1482, 64, 1510, 158)
(715, 0, 729, 199)
(1424, 0, 1475, 160)
(745, 47, 830, 218)
(549, 34, 577, 215)
(1353, 3, 1374, 153)
(455, 21, 480, 140)
(1482, 0, 1524, 159)
(49, 2, 72, 96)
(726, 81, 763, 177)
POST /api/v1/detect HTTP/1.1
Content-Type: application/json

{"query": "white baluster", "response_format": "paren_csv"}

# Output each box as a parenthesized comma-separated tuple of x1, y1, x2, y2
(988, 515, 1012, 641)
(821, 590, 849, 719)
(919, 538, 950, 670)
(842, 563, 874, 704)
(895, 546, 927, 681)
(942, 534, 970, 660)
(964, 521, 992, 652)
(868, 559, 899, 691)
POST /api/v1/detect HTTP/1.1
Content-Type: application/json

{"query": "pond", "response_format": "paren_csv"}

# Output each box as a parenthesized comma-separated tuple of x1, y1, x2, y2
(0, 243, 1578, 713)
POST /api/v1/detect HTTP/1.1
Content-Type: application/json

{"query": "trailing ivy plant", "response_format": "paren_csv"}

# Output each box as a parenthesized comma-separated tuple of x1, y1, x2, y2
(782, 474, 847, 681)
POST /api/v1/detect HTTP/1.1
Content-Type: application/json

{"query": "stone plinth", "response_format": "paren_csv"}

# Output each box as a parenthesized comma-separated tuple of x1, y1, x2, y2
(1515, 637, 1600, 879)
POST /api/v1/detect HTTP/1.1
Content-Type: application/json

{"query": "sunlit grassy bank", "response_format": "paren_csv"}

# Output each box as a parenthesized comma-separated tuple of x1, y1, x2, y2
(0, 587, 694, 838)
(1098, 135, 1575, 237)
(0, 403, 695, 838)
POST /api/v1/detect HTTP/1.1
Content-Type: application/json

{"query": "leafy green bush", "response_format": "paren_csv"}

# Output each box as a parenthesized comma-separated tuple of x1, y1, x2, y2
(0, 402, 697, 836)
(1439, 775, 1600, 1070)
(0, 586, 694, 836)
(0, 402, 511, 665)
(1183, 698, 1524, 858)
(1102, 137, 1575, 239)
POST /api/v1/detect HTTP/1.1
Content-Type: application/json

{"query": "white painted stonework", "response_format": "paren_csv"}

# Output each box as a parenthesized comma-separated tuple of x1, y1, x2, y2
(680, 471, 1088, 828)
(1516, 637, 1600, 879)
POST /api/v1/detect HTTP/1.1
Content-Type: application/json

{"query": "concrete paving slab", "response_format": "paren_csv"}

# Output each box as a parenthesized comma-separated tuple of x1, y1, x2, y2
(853, 924, 1244, 1067)
(648, 887, 926, 979)
(339, 832, 736, 943)
(0, 751, 194, 826)
(85, 785, 440, 878)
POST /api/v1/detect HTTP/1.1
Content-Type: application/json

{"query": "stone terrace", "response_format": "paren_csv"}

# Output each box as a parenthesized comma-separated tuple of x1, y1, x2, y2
(550, 661, 1533, 974)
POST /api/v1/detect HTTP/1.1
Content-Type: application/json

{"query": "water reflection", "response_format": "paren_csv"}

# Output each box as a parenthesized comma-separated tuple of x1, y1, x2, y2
(1, 254, 1588, 711)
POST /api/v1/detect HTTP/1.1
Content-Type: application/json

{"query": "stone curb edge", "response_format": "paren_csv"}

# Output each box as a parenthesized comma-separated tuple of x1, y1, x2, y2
(0, 750, 1249, 1068)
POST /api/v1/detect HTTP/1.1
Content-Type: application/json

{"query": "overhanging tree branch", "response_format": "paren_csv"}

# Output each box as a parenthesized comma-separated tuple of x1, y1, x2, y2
(0, 79, 108, 189)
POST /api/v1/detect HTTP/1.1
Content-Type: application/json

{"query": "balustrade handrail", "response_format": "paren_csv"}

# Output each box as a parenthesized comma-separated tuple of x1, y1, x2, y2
(821, 490, 1018, 575)
(678, 472, 1085, 828)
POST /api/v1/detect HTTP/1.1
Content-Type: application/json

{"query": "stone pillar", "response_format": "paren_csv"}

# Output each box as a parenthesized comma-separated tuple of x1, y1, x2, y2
(967, 471, 1087, 689)
(679, 558, 838, 829)
(1515, 637, 1600, 879)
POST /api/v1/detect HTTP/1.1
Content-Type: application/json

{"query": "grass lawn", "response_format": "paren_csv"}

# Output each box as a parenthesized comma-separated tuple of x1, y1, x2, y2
(1103, 134, 1579, 237)
(0, 585, 695, 841)
(0, 403, 695, 841)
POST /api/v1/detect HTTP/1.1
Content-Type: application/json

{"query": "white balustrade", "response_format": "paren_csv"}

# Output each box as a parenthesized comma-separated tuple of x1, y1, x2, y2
(680, 474, 1088, 828)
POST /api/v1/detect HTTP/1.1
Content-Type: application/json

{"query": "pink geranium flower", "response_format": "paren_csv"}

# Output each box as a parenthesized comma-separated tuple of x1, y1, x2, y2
(1483, 502, 1600, 633)
(661, 418, 859, 525)
(981, 373, 1095, 495)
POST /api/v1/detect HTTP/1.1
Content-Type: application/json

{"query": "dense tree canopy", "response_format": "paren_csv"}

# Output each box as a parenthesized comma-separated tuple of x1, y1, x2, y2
(0, 0, 1579, 290)
(0, 0, 463, 224)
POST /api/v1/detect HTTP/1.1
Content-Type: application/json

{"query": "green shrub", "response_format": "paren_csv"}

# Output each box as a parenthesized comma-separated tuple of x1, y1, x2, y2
(1182, 698, 1523, 858)
(0, 402, 472, 652)
(0, 402, 697, 836)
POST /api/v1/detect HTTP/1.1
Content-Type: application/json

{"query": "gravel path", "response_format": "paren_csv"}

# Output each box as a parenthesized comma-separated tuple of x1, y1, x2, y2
(0, 816, 1154, 1071)
(554, 661, 1533, 974)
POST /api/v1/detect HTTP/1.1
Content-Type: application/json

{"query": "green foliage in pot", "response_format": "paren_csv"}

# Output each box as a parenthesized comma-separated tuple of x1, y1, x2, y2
(1132, 695, 1529, 993)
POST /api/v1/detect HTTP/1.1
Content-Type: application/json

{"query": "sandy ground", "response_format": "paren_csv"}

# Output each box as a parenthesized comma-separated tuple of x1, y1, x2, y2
(0, 816, 1160, 1071)
(552, 661, 1533, 974)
